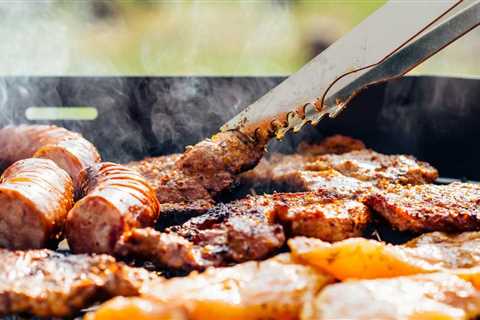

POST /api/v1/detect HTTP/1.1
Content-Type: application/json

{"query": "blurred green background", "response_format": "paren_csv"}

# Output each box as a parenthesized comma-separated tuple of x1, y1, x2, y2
(0, 0, 478, 76)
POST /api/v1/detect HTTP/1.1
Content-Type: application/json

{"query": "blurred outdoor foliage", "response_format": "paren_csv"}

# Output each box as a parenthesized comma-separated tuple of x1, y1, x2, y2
(0, 0, 478, 76)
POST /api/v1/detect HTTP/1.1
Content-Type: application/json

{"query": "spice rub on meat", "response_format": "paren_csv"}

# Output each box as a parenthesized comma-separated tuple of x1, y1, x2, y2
(297, 134, 366, 155)
(114, 199, 285, 271)
(115, 190, 371, 271)
(366, 182, 480, 233)
(0, 249, 155, 318)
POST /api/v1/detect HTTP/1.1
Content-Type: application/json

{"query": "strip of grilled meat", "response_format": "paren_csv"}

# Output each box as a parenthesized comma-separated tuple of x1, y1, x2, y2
(87, 254, 333, 320)
(297, 134, 366, 155)
(366, 182, 480, 233)
(66, 162, 160, 254)
(0, 249, 155, 317)
(0, 125, 101, 194)
(0, 158, 74, 249)
(115, 190, 371, 271)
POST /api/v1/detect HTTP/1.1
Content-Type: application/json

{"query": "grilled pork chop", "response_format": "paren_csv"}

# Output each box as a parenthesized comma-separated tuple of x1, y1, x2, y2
(115, 191, 370, 271)
(307, 273, 480, 320)
(367, 182, 480, 233)
(0, 249, 155, 317)
(87, 254, 333, 320)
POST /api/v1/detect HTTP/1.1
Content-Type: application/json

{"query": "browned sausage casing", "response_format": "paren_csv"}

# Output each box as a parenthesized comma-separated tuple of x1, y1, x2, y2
(0, 158, 74, 249)
(0, 125, 101, 193)
(66, 162, 160, 254)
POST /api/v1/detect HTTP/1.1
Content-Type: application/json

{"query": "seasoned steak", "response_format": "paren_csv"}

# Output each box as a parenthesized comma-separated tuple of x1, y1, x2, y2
(366, 182, 480, 233)
(306, 149, 438, 185)
(115, 200, 285, 271)
(269, 192, 372, 242)
(177, 131, 266, 196)
(0, 249, 155, 317)
(297, 134, 366, 155)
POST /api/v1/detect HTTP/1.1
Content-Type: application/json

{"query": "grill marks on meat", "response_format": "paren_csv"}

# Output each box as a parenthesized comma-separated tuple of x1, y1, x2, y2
(0, 125, 101, 194)
(87, 254, 333, 320)
(177, 131, 266, 196)
(126, 155, 214, 227)
(0, 158, 74, 249)
(366, 182, 480, 233)
(0, 249, 155, 317)
(66, 162, 160, 254)
(115, 191, 371, 271)
(307, 273, 480, 320)
(115, 200, 285, 271)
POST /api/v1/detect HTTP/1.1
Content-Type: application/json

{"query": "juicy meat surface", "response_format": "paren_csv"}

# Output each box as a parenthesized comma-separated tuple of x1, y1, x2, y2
(87, 254, 333, 320)
(115, 199, 285, 271)
(307, 273, 480, 320)
(0, 249, 155, 317)
(367, 182, 480, 233)
(0, 125, 101, 193)
(177, 131, 266, 196)
(307, 149, 439, 185)
(115, 190, 371, 270)
(289, 232, 480, 281)
(297, 134, 366, 155)
(269, 192, 372, 242)
(66, 162, 160, 254)
(0, 158, 74, 249)
(126, 155, 214, 226)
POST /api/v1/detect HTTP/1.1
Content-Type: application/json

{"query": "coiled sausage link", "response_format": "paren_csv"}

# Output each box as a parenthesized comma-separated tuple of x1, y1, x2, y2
(66, 162, 160, 254)
(0, 125, 101, 194)
(0, 158, 74, 249)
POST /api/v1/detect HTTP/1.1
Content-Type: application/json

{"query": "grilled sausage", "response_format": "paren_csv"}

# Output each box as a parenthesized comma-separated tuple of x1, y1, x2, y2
(66, 162, 160, 254)
(0, 125, 101, 193)
(0, 158, 74, 249)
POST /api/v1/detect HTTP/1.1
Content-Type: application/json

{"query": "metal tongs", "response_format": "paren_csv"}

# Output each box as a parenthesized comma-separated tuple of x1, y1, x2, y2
(221, 0, 480, 141)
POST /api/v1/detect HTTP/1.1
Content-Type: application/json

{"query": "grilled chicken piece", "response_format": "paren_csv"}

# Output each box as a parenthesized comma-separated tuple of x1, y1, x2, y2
(297, 134, 366, 155)
(0, 248, 155, 317)
(0, 125, 101, 193)
(367, 182, 480, 233)
(115, 199, 285, 271)
(307, 149, 438, 185)
(306, 273, 480, 320)
(126, 155, 214, 227)
(87, 254, 333, 320)
(289, 232, 480, 281)
(177, 131, 266, 196)
(0, 158, 74, 249)
(66, 162, 160, 254)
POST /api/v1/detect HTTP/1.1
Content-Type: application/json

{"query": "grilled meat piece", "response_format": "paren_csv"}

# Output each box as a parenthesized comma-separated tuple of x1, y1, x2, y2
(297, 134, 366, 155)
(116, 190, 371, 270)
(307, 273, 480, 320)
(126, 155, 214, 227)
(366, 182, 480, 233)
(0, 158, 74, 249)
(307, 149, 438, 185)
(289, 232, 480, 281)
(177, 131, 266, 196)
(270, 192, 372, 242)
(275, 168, 376, 198)
(0, 125, 101, 193)
(0, 249, 155, 317)
(115, 200, 285, 271)
(87, 254, 333, 320)
(66, 162, 160, 254)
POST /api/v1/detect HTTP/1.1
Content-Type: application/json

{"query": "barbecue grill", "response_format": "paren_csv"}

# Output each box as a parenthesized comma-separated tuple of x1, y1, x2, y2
(1, 75, 479, 180)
